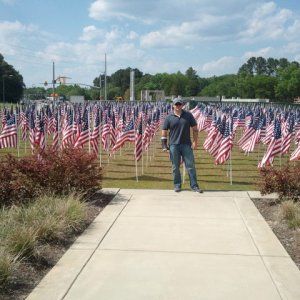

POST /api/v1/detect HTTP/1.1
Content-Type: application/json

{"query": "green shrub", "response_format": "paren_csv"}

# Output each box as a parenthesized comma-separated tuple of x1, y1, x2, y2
(0, 148, 102, 207)
(6, 225, 38, 257)
(0, 193, 88, 286)
(258, 164, 300, 201)
(0, 247, 20, 286)
(0, 155, 38, 207)
(27, 193, 88, 241)
(288, 217, 300, 229)
(281, 200, 298, 220)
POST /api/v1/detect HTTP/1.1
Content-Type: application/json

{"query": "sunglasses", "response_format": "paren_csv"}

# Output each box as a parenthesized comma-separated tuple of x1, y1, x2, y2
(174, 103, 182, 106)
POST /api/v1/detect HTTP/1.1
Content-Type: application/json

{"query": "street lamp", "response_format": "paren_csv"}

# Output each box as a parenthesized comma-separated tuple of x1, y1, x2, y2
(2, 74, 13, 106)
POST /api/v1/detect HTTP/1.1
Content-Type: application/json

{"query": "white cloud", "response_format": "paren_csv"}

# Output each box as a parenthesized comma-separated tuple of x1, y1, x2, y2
(281, 42, 300, 55)
(127, 31, 139, 40)
(2, 0, 300, 86)
(140, 15, 239, 49)
(239, 2, 293, 42)
(89, 0, 139, 21)
(201, 56, 237, 76)
(88, 0, 254, 23)
(88, 0, 109, 19)
(79, 25, 104, 41)
(0, 21, 39, 55)
(243, 47, 274, 59)
(287, 19, 300, 40)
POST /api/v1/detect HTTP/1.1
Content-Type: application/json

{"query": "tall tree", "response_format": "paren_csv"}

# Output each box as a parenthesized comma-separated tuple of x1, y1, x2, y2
(255, 57, 267, 75)
(185, 67, 200, 96)
(275, 62, 300, 102)
(0, 54, 25, 103)
(266, 57, 279, 76)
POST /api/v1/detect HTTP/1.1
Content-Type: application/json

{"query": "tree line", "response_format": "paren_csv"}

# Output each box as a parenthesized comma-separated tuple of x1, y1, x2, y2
(1, 53, 300, 103)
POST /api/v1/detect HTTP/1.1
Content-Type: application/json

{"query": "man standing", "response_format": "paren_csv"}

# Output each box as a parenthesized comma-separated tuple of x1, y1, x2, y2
(161, 98, 203, 193)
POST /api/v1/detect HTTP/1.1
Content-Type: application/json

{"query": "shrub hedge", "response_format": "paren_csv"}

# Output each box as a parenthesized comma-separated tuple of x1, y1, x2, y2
(258, 163, 300, 201)
(0, 148, 102, 207)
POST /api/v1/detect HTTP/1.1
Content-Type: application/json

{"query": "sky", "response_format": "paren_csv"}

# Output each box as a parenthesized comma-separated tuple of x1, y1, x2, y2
(1, 0, 300, 88)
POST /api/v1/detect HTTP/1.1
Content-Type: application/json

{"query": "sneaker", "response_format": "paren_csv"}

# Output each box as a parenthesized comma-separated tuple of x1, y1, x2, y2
(191, 187, 203, 193)
(174, 187, 181, 192)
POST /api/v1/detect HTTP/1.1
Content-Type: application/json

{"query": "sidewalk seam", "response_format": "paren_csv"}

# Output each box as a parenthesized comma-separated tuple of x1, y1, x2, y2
(235, 194, 284, 300)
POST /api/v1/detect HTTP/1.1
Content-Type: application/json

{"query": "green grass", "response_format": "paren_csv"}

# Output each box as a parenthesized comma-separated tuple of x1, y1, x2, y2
(99, 131, 296, 190)
(1, 130, 297, 191)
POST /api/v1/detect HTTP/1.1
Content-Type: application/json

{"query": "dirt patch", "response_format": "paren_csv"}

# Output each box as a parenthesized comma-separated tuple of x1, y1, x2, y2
(0, 191, 115, 300)
(251, 198, 300, 270)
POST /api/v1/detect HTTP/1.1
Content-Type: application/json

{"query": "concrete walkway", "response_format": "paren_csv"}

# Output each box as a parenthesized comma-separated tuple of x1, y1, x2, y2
(26, 189, 300, 300)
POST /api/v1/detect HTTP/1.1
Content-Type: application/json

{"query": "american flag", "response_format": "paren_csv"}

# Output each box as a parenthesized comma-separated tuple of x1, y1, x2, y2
(134, 118, 143, 161)
(235, 108, 245, 129)
(261, 114, 275, 145)
(238, 115, 255, 148)
(290, 142, 300, 161)
(29, 111, 36, 153)
(244, 110, 253, 129)
(209, 115, 226, 157)
(61, 109, 75, 148)
(101, 113, 111, 151)
(281, 114, 294, 155)
(110, 112, 117, 148)
(46, 106, 55, 134)
(35, 113, 46, 151)
(258, 118, 282, 168)
(203, 114, 218, 151)
(241, 116, 266, 154)
(142, 117, 152, 151)
(196, 107, 207, 132)
(1, 108, 7, 129)
(111, 118, 135, 154)
(0, 114, 17, 148)
(90, 109, 101, 157)
(52, 112, 59, 151)
(74, 109, 89, 148)
(214, 117, 233, 165)
(20, 110, 29, 141)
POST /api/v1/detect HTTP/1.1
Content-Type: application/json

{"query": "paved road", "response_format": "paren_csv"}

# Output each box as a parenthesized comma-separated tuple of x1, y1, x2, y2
(27, 189, 300, 300)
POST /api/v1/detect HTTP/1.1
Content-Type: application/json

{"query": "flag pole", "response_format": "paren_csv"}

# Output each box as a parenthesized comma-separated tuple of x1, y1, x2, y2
(17, 111, 20, 158)
(99, 108, 102, 167)
(88, 108, 91, 154)
(135, 156, 139, 182)
(230, 152, 232, 185)
(142, 134, 144, 175)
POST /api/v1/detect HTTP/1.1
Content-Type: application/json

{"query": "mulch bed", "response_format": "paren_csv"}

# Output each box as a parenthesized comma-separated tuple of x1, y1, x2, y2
(251, 198, 300, 270)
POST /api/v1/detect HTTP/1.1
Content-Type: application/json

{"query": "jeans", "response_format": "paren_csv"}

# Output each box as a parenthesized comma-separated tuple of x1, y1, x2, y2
(169, 144, 199, 189)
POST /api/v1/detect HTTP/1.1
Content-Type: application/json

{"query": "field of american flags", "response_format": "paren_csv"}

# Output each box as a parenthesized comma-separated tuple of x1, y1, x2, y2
(1, 101, 300, 191)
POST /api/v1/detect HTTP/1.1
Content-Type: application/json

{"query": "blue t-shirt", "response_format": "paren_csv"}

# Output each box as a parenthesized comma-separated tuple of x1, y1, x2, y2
(162, 110, 197, 145)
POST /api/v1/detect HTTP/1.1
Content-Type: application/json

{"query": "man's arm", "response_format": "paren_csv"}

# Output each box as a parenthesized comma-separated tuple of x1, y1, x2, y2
(161, 129, 169, 151)
(191, 125, 198, 150)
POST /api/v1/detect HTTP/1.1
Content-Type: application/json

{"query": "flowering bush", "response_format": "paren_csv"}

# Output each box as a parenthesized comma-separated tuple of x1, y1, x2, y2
(0, 148, 102, 207)
(258, 164, 300, 201)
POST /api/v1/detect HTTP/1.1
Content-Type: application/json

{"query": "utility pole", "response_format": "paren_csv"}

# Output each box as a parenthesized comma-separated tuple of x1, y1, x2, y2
(99, 73, 102, 100)
(104, 53, 107, 101)
(130, 69, 135, 101)
(52, 61, 56, 101)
